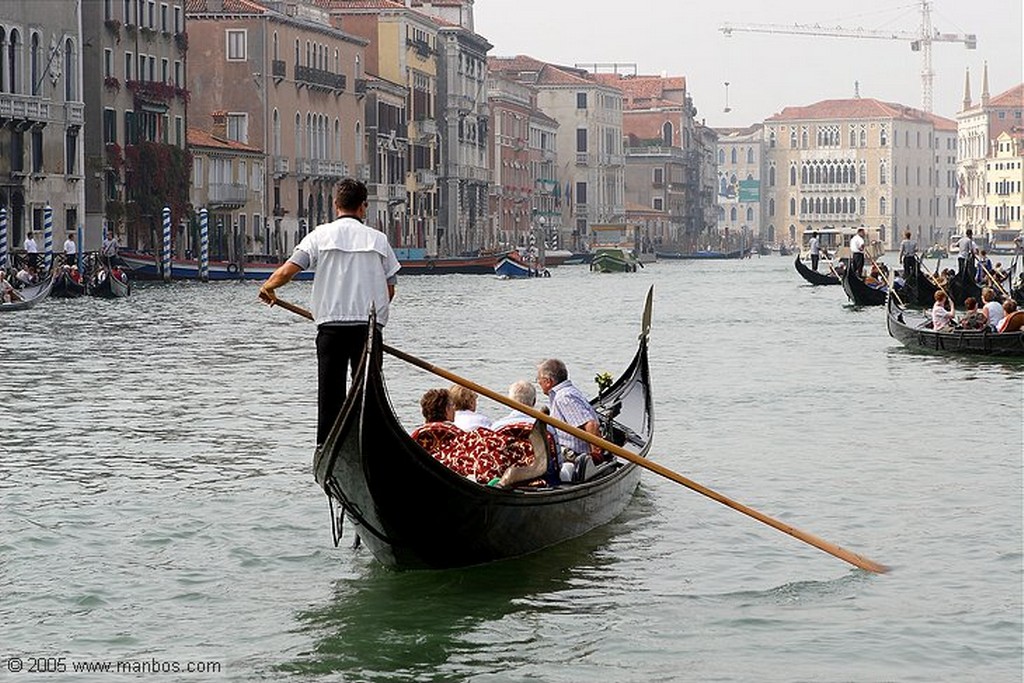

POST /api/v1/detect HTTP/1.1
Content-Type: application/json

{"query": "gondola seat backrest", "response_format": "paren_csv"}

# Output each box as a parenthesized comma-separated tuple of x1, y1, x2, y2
(410, 422, 546, 486)
(998, 310, 1024, 333)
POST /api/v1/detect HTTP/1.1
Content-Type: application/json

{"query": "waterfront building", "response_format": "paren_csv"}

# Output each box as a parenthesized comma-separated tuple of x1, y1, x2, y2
(956, 64, 1023, 245)
(187, 0, 367, 259)
(83, 0, 189, 252)
(360, 73, 409, 247)
(489, 55, 624, 251)
(694, 123, 720, 249)
(983, 130, 1024, 253)
(486, 72, 559, 253)
(0, 1, 85, 249)
(715, 124, 763, 249)
(763, 97, 956, 251)
(187, 122, 265, 261)
(321, 0, 442, 254)
(592, 70, 702, 250)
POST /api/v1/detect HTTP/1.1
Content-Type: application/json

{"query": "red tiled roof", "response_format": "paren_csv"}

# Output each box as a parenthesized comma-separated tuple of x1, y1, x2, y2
(989, 83, 1024, 108)
(315, 0, 459, 27)
(186, 0, 268, 12)
(767, 98, 955, 128)
(187, 127, 263, 153)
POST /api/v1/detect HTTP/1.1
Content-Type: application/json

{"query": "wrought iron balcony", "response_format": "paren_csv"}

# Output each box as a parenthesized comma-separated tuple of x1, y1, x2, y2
(272, 60, 286, 80)
(208, 182, 248, 207)
(294, 64, 346, 93)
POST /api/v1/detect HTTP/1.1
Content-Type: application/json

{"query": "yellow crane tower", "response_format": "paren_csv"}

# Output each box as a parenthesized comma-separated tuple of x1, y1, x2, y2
(720, 0, 976, 112)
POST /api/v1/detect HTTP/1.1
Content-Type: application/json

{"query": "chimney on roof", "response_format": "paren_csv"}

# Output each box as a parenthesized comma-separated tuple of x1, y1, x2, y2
(211, 110, 227, 139)
(962, 67, 972, 112)
(981, 61, 990, 105)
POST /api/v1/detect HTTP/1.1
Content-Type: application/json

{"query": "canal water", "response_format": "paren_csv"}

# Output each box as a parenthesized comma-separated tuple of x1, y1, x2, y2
(1, 256, 1021, 682)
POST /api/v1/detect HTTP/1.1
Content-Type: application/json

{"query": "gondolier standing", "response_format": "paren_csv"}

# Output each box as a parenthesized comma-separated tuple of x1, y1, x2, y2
(259, 178, 401, 446)
(898, 230, 919, 285)
(849, 227, 866, 279)
(809, 232, 821, 271)
(957, 229, 978, 288)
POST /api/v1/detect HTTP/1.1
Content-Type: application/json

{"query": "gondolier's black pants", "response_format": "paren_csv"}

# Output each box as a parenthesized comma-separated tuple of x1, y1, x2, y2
(811, 254, 819, 270)
(316, 323, 374, 446)
(903, 256, 917, 283)
(851, 252, 864, 278)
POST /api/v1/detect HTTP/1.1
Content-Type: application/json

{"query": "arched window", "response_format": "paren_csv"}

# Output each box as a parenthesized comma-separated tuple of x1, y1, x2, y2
(879, 161, 887, 185)
(768, 198, 775, 216)
(355, 54, 361, 78)
(859, 197, 866, 215)
(801, 197, 807, 214)
(272, 109, 280, 155)
(294, 39, 299, 66)
(30, 31, 40, 95)
(354, 121, 362, 164)
(801, 165, 808, 184)
(333, 118, 340, 159)
(294, 112, 302, 158)
(730, 148, 737, 164)
(64, 38, 76, 101)
(273, 32, 278, 61)
(662, 121, 673, 146)
(747, 148, 754, 164)
(880, 126, 888, 146)
(717, 206, 725, 220)
(9, 29, 21, 94)
(789, 165, 796, 186)
(849, 127, 856, 147)
(719, 176, 727, 194)
(789, 225, 796, 242)
(746, 207, 753, 221)
(879, 197, 887, 214)
(768, 166, 775, 187)
(790, 130, 797, 148)
(0, 27, 6, 92)
(306, 112, 313, 159)
(718, 148, 725, 164)
(789, 197, 796, 215)
(801, 129, 808, 148)
(730, 206, 737, 221)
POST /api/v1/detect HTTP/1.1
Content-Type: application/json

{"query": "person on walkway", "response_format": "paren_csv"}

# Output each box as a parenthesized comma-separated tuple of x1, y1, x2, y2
(809, 232, 821, 271)
(849, 228, 866, 278)
(898, 230, 918, 285)
(450, 384, 492, 431)
(23, 231, 38, 267)
(537, 358, 603, 481)
(258, 178, 401, 447)
(63, 232, 77, 265)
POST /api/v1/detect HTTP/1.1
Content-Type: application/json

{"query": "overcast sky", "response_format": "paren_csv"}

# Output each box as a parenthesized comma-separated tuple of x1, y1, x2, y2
(474, 0, 1022, 127)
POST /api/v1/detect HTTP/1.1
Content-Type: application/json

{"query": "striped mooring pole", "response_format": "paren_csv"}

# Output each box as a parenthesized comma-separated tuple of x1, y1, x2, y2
(199, 208, 209, 282)
(76, 223, 84, 273)
(161, 206, 171, 282)
(0, 207, 7, 271)
(43, 205, 53, 271)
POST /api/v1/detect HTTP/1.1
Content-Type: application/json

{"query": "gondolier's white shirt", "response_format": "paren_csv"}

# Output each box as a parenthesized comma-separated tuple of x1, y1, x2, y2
(809, 237, 820, 255)
(850, 234, 865, 254)
(289, 216, 400, 327)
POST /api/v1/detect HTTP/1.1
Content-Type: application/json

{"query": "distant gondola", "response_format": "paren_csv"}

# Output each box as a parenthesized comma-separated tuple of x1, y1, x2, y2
(793, 254, 840, 286)
(0, 275, 53, 312)
(886, 292, 1024, 357)
(51, 269, 87, 298)
(89, 267, 131, 298)
(841, 265, 887, 306)
(313, 289, 655, 570)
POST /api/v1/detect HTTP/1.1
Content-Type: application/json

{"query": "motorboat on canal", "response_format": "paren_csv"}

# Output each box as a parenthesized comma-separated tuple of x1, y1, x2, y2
(313, 288, 655, 569)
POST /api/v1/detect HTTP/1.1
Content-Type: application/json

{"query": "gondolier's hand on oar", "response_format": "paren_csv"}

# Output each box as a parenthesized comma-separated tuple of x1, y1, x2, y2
(258, 284, 278, 306)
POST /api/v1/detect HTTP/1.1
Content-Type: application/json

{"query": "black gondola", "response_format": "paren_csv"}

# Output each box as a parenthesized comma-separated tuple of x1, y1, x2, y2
(313, 289, 655, 570)
(841, 265, 887, 306)
(899, 263, 940, 307)
(793, 254, 840, 286)
(51, 269, 87, 298)
(89, 268, 130, 298)
(886, 292, 1024, 357)
(947, 272, 983, 307)
(0, 275, 53, 312)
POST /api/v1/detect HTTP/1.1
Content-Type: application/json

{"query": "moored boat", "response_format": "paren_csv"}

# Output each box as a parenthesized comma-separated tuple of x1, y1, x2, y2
(657, 249, 744, 260)
(886, 291, 1024, 357)
(794, 254, 840, 285)
(590, 247, 638, 273)
(494, 255, 550, 279)
(313, 288, 655, 569)
(89, 267, 131, 298)
(50, 269, 87, 298)
(0, 274, 54, 312)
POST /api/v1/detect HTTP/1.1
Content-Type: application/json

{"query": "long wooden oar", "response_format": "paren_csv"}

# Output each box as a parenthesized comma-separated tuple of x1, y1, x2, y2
(978, 260, 1010, 299)
(866, 251, 906, 307)
(263, 296, 889, 574)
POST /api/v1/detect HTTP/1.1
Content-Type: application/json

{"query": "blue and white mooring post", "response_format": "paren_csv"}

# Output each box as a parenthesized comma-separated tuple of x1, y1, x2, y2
(162, 206, 171, 282)
(0, 207, 8, 271)
(199, 208, 209, 282)
(43, 204, 53, 271)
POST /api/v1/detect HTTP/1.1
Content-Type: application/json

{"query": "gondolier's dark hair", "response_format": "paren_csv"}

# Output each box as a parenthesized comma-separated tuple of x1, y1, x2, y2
(537, 358, 568, 385)
(336, 178, 368, 211)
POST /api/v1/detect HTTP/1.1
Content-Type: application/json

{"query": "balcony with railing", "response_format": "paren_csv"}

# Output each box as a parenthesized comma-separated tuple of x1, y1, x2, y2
(412, 118, 437, 141)
(272, 155, 289, 177)
(294, 158, 311, 177)
(575, 152, 590, 166)
(272, 59, 286, 80)
(625, 145, 687, 161)
(414, 169, 437, 187)
(294, 65, 346, 93)
(209, 182, 249, 207)
(800, 182, 858, 192)
(65, 102, 84, 127)
(0, 93, 50, 125)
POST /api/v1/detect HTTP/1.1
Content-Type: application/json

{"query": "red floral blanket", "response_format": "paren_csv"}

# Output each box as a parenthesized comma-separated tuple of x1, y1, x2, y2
(411, 422, 547, 484)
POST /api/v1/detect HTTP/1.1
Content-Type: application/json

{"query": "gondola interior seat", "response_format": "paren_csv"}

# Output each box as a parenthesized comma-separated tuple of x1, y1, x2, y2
(410, 421, 550, 487)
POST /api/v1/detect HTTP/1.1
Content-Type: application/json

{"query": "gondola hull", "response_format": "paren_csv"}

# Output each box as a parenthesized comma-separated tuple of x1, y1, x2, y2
(794, 254, 840, 285)
(314, 291, 655, 569)
(841, 266, 887, 306)
(0, 275, 53, 312)
(886, 293, 1024, 357)
(50, 272, 87, 298)
(89, 271, 130, 298)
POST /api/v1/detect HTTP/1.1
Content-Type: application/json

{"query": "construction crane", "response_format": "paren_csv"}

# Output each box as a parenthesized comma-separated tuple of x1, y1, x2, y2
(720, 0, 976, 112)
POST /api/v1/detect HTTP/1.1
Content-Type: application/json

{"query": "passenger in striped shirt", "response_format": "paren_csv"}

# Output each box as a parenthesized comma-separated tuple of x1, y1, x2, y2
(536, 358, 603, 480)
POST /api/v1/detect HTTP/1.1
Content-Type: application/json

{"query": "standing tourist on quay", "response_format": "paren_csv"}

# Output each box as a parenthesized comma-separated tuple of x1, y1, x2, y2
(63, 232, 77, 264)
(258, 178, 401, 447)
(23, 231, 38, 267)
